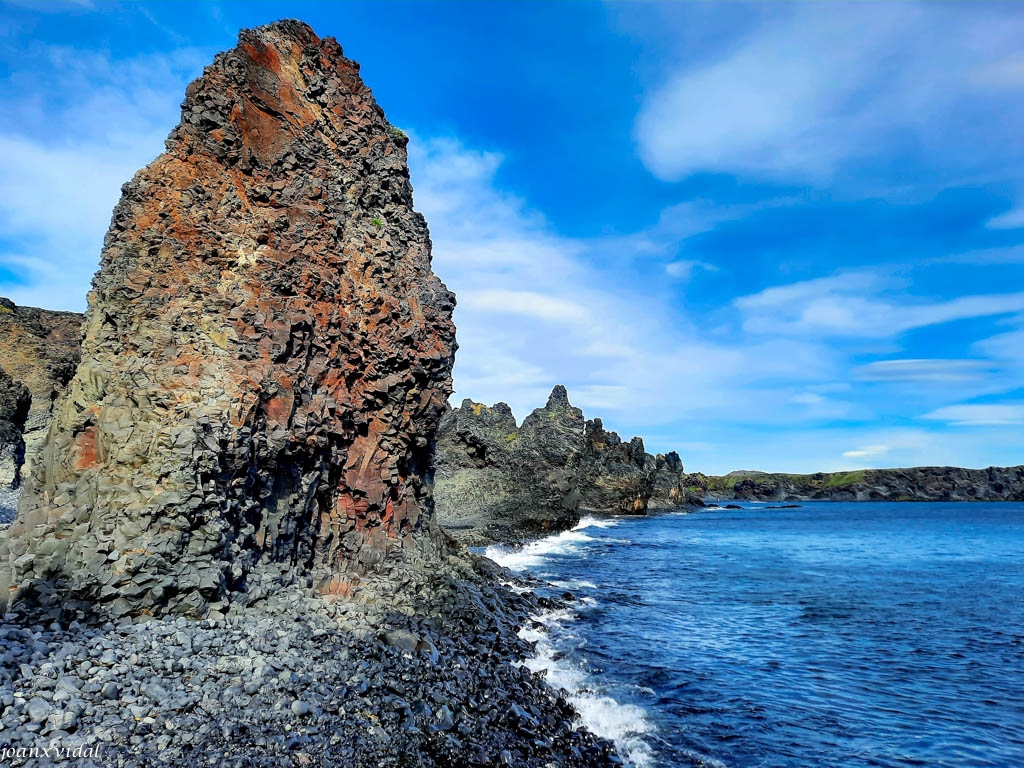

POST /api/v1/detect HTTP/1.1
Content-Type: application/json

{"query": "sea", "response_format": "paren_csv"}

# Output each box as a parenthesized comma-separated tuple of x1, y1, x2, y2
(484, 501, 1024, 767)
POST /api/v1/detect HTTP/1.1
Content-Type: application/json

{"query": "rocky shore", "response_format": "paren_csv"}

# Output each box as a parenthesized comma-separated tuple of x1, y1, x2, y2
(0, 21, 626, 767)
(0, 555, 620, 768)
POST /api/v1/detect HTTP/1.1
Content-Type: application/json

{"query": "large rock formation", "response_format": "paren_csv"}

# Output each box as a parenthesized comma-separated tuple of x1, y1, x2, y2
(435, 386, 697, 543)
(435, 386, 584, 544)
(0, 20, 456, 619)
(708, 466, 1024, 502)
(0, 368, 31, 490)
(0, 298, 82, 485)
(578, 418, 655, 514)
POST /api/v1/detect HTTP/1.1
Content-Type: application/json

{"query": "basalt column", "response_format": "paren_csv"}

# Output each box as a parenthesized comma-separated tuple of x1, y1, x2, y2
(0, 20, 456, 618)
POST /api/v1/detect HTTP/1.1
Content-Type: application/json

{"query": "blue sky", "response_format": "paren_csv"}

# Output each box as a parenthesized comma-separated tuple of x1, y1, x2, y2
(1, 0, 1023, 474)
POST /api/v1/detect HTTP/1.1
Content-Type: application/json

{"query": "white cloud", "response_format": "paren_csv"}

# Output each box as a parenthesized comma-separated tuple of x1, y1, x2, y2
(842, 444, 889, 459)
(986, 208, 1024, 229)
(923, 404, 1024, 426)
(633, 3, 1024, 182)
(461, 290, 591, 325)
(0, 46, 207, 310)
(409, 136, 851, 431)
(974, 326, 1024, 361)
(736, 271, 1024, 338)
(854, 359, 993, 383)
(665, 259, 718, 279)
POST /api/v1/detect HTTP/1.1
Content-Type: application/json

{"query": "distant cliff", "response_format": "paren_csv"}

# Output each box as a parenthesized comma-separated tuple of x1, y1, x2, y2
(435, 386, 702, 544)
(707, 466, 1024, 502)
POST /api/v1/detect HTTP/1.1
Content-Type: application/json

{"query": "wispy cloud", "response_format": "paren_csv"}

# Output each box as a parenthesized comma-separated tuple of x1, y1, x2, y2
(665, 259, 718, 280)
(634, 3, 1024, 184)
(842, 444, 889, 459)
(923, 404, 1024, 426)
(986, 208, 1024, 229)
(0, 44, 207, 310)
(735, 271, 1024, 338)
(854, 359, 994, 383)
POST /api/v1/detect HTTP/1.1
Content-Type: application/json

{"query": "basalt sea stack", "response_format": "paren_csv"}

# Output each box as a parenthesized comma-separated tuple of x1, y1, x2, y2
(0, 20, 456, 618)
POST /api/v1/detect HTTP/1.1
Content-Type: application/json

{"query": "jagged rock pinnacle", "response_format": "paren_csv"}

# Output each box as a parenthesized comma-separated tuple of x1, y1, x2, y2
(0, 20, 457, 618)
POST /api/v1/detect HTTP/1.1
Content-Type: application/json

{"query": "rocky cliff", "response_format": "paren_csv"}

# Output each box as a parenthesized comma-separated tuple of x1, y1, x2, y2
(708, 466, 1024, 502)
(0, 368, 31, 491)
(0, 298, 82, 487)
(435, 386, 697, 543)
(1, 19, 456, 619)
(434, 386, 585, 544)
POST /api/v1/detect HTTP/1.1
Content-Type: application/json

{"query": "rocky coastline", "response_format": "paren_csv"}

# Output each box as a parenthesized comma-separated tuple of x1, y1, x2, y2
(0, 22, 625, 767)
(707, 466, 1024, 502)
(434, 387, 704, 545)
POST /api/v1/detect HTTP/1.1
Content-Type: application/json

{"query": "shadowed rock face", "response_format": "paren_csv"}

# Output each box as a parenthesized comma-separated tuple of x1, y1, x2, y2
(0, 368, 31, 489)
(0, 298, 83, 486)
(579, 418, 655, 515)
(1, 20, 456, 618)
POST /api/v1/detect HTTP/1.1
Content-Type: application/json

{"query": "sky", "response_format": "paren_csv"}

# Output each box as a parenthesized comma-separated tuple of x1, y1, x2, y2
(1, 0, 1023, 474)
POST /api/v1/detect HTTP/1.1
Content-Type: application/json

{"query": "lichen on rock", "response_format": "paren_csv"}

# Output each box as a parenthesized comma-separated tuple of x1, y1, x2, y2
(0, 20, 456, 619)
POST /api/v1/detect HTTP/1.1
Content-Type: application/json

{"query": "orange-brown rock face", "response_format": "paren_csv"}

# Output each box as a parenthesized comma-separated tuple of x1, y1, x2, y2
(1, 20, 456, 618)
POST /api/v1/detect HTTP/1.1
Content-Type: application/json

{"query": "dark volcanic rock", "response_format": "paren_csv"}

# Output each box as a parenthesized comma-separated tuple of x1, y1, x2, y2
(0, 558, 621, 768)
(651, 451, 704, 508)
(0, 367, 31, 489)
(578, 419, 654, 515)
(434, 386, 584, 544)
(0, 20, 456, 619)
(0, 297, 83, 483)
(711, 466, 1024, 502)
(436, 386, 697, 543)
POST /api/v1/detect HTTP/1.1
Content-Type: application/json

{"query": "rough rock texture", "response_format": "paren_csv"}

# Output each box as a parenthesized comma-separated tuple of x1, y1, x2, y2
(0, 367, 31, 489)
(578, 419, 655, 515)
(434, 386, 584, 545)
(1, 20, 456, 619)
(0, 556, 622, 768)
(0, 298, 83, 484)
(708, 466, 1024, 502)
(650, 451, 695, 507)
(435, 386, 696, 544)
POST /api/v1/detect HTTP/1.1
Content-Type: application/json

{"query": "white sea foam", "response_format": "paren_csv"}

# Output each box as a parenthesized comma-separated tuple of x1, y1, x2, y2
(550, 579, 598, 590)
(574, 515, 619, 530)
(484, 528, 596, 571)
(499, 580, 535, 594)
(490, 519, 655, 764)
(519, 609, 655, 767)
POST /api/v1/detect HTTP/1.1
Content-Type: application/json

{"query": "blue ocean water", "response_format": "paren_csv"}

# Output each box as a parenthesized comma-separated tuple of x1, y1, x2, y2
(486, 502, 1024, 767)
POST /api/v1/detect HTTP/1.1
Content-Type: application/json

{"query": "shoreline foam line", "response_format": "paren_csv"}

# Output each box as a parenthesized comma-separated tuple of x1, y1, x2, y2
(489, 518, 656, 767)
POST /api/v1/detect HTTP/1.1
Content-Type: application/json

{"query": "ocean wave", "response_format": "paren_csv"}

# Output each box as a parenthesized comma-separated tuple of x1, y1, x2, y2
(550, 579, 598, 590)
(484, 528, 597, 571)
(519, 609, 655, 767)
(574, 515, 619, 530)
